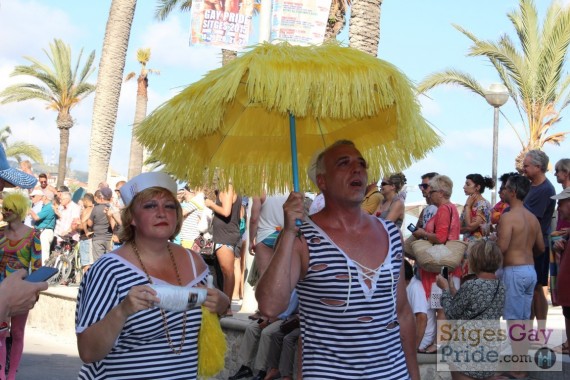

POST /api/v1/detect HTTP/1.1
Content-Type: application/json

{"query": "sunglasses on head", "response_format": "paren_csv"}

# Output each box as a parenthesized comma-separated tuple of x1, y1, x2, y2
(418, 183, 429, 190)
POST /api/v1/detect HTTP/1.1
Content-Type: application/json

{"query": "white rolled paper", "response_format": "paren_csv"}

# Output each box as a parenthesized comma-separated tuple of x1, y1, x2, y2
(150, 284, 207, 312)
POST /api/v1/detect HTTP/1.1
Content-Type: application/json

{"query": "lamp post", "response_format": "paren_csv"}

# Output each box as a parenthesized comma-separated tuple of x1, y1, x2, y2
(484, 83, 509, 205)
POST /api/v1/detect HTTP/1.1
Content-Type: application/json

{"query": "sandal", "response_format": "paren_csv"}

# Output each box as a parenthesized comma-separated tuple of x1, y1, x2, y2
(248, 310, 262, 320)
(418, 343, 437, 354)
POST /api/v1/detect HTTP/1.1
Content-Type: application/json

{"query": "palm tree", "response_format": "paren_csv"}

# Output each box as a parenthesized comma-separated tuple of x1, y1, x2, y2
(348, 0, 383, 56)
(417, 0, 570, 170)
(0, 126, 45, 164)
(0, 39, 95, 186)
(125, 48, 160, 178)
(325, 0, 349, 41)
(87, 0, 137, 190)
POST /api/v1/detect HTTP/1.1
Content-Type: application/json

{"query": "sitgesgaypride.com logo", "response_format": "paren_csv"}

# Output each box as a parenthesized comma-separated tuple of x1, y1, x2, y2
(435, 320, 562, 374)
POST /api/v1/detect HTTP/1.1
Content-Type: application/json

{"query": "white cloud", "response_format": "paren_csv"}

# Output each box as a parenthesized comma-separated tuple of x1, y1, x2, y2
(418, 95, 441, 118)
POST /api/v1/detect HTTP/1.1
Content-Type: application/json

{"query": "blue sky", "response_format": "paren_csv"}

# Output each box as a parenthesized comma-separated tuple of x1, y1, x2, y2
(0, 0, 569, 204)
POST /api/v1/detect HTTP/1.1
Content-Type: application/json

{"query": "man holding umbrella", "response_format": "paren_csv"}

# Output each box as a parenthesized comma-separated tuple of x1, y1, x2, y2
(256, 140, 419, 379)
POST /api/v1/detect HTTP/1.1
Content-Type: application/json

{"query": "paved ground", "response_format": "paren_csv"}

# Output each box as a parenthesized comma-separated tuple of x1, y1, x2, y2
(18, 327, 81, 379)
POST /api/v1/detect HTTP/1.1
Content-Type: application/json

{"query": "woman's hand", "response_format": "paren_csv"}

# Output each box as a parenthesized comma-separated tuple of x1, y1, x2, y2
(465, 194, 478, 208)
(553, 238, 567, 253)
(413, 228, 427, 239)
(204, 198, 214, 209)
(203, 287, 230, 315)
(120, 285, 159, 316)
(436, 274, 449, 290)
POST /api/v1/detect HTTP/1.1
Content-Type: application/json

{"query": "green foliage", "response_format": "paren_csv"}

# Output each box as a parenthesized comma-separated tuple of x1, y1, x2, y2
(417, 0, 570, 154)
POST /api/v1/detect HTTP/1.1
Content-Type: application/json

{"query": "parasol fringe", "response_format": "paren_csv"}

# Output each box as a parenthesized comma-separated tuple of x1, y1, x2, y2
(137, 42, 442, 195)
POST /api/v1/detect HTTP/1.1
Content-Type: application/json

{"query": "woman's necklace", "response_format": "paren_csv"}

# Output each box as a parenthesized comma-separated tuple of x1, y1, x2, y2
(131, 241, 187, 355)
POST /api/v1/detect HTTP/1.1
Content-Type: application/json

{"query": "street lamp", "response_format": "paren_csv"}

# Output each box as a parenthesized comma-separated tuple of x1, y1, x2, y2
(484, 83, 509, 205)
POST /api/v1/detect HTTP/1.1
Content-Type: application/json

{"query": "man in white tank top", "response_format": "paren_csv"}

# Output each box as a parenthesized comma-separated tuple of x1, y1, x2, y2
(256, 140, 419, 379)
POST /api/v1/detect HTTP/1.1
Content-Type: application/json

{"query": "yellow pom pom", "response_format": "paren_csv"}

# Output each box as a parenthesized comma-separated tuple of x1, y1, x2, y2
(198, 306, 227, 378)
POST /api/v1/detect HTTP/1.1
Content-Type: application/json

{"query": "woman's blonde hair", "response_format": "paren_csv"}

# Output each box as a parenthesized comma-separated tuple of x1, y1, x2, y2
(468, 239, 503, 274)
(2, 192, 30, 221)
(118, 187, 183, 243)
(429, 175, 453, 198)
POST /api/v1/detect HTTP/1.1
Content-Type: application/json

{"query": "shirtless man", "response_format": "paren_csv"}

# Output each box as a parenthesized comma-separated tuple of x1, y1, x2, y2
(256, 140, 419, 380)
(496, 174, 544, 379)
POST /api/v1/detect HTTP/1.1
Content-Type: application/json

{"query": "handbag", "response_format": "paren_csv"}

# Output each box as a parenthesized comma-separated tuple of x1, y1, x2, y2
(404, 234, 418, 258)
(279, 315, 300, 334)
(192, 234, 215, 263)
(411, 204, 467, 272)
(412, 238, 467, 273)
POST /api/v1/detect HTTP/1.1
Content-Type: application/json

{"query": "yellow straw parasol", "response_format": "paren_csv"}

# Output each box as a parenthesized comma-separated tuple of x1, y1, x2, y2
(137, 42, 441, 195)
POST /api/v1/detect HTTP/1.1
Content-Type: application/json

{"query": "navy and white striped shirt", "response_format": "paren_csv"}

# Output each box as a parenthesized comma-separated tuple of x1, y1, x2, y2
(75, 252, 207, 379)
(297, 218, 410, 379)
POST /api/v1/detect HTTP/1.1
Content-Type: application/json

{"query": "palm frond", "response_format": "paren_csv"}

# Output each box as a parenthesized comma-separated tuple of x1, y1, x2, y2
(417, 69, 485, 96)
(508, 0, 539, 68)
(155, 0, 192, 21)
(536, 9, 570, 102)
(422, 0, 570, 157)
(5, 141, 44, 163)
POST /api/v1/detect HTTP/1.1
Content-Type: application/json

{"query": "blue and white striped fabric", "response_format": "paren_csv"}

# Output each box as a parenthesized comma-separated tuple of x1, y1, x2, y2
(75, 253, 206, 379)
(296, 218, 410, 379)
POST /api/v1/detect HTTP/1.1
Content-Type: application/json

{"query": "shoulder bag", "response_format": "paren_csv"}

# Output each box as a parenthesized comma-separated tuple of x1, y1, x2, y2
(191, 234, 215, 264)
(412, 204, 467, 272)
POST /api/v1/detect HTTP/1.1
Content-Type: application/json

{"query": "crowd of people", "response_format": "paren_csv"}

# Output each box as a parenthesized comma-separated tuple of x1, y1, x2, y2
(1, 139, 570, 380)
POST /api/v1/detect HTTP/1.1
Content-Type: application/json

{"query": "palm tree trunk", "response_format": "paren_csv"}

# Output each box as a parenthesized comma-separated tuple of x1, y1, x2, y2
(88, 0, 137, 189)
(349, 0, 382, 56)
(222, 49, 237, 65)
(324, 0, 347, 41)
(128, 75, 149, 178)
(57, 128, 70, 187)
(56, 112, 73, 187)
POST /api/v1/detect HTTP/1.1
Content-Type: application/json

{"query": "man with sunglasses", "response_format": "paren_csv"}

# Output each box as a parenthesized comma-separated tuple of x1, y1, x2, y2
(415, 172, 438, 231)
(496, 174, 545, 379)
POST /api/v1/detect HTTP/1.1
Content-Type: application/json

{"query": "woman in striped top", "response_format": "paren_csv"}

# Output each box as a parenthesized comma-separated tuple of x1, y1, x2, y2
(75, 173, 229, 379)
(256, 141, 419, 379)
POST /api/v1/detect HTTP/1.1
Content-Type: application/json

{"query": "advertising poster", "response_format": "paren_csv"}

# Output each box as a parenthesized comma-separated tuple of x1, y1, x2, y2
(190, 0, 256, 50)
(270, 0, 332, 45)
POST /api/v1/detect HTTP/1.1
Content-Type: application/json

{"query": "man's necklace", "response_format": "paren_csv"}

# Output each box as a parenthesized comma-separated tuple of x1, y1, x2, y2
(131, 241, 187, 355)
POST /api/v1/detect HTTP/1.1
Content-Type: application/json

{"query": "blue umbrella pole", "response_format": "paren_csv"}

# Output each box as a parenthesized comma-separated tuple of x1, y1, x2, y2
(289, 113, 302, 227)
(289, 113, 300, 192)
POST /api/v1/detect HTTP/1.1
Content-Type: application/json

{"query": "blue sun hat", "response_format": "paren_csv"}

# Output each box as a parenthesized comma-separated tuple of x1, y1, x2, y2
(0, 145, 38, 189)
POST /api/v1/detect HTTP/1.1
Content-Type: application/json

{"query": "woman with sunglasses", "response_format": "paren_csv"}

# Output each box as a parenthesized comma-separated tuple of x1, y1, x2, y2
(375, 173, 407, 229)
(0, 192, 42, 380)
(461, 174, 494, 242)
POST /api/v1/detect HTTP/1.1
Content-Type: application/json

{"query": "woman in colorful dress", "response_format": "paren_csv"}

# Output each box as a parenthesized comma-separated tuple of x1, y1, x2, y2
(0, 192, 42, 380)
(460, 174, 494, 242)
(76, 172, 229, 379)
